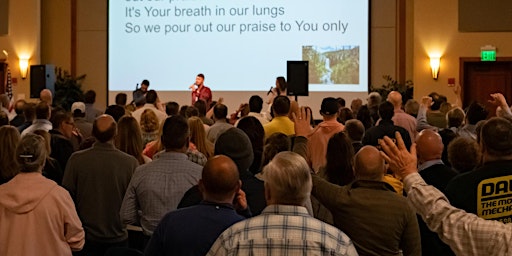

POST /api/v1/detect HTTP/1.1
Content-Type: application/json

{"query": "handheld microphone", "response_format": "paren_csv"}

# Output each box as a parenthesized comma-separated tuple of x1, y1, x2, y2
(135, 83, 139, 90)
(267, 86, 274, 95)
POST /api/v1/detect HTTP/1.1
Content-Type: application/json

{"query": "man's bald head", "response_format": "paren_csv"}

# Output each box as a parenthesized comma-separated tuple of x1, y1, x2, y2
(354, 146, 385, 181)
(387, 91, 402, 108)
(416, 129, 443, 163)
(92, 114, 117, 142)
(40, 89, 53, 105)
(200, 155, 240, 202)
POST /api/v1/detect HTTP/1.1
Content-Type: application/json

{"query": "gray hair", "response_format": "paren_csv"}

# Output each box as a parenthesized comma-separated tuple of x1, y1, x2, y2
(262, 151, 312, 206)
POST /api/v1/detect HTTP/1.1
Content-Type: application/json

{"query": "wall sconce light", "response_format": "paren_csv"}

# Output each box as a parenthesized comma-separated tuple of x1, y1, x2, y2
(19, 58, 29, 79)
(430, 57, 440, 80)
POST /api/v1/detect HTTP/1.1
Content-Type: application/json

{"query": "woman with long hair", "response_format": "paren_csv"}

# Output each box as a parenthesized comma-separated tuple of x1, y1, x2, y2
(0, 126, 21, 184)
(33, 129, 64, 184)
(0, 134, 85, 254)
(116, 115, 149, 165)
(322, 131, 355, 186)
(188, 116, 214, 159)
(236, 116, 265, 175)
(140, 109, 160, 147)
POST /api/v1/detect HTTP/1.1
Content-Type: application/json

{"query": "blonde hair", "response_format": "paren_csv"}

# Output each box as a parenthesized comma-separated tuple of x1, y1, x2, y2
(262, 151, 312, 206)
(140, 109, 159, 133)
(0, 126, 21, 180)
(116, 115, 145, 164)
(188, 116, 213, 158)
(16, 133, 47, 173)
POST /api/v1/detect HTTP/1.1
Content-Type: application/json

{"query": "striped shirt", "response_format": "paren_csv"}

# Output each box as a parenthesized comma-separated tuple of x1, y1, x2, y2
(207, 205, 358, 256)
(405, 173, 512, 256)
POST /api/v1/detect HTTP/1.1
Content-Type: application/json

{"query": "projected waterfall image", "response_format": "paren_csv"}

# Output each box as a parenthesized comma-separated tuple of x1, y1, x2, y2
(302, 45, 360, 85)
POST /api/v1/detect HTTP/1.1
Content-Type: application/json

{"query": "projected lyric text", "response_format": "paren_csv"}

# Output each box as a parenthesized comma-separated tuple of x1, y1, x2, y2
(122, 3, 349, 35)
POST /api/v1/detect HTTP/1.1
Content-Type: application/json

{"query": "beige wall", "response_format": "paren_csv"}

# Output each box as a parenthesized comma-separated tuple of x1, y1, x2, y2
(41, 0, 71, 71)
(1, 0, 410, 116)
(413, 0, 512, 105)
(0, 0, 40, 101)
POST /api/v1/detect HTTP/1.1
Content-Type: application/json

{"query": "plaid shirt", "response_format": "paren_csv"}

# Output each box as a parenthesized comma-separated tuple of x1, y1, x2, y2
(120, 151, 202, 235)
(207, 205, 358, 256)
(405, 173, 512, 255)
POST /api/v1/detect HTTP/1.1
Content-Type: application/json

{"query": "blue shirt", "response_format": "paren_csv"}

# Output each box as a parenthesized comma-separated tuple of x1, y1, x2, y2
(145, 201, 245, 256)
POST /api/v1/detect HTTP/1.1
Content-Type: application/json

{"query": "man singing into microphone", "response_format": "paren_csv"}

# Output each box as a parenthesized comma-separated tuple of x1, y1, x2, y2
(190, 73, 212, 107)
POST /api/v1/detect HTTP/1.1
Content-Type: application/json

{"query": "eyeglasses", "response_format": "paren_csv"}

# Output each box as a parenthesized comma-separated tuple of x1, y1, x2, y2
(65, 121, 75, 126)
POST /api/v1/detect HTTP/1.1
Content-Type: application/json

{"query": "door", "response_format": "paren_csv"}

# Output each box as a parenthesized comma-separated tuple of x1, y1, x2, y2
(461, 58, 512, 116)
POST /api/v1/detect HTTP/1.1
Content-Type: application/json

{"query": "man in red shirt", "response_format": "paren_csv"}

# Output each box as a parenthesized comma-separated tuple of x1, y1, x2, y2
(190, 73, 212, 107)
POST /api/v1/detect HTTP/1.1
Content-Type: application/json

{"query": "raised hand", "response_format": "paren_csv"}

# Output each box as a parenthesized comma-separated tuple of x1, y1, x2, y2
(378, 131, 418, 179)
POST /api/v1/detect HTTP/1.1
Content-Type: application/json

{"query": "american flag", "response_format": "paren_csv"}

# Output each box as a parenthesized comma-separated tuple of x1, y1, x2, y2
(5, 67, 12, 100)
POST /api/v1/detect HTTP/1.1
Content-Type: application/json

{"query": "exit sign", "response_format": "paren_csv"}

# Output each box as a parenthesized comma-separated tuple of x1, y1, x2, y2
(481, 50, 496, 61)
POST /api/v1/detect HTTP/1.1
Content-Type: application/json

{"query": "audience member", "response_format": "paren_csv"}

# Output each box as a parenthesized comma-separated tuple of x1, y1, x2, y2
(260, 132, 290, 170)
(367, 91, 381, 123)
(9, 99, 26, 127)
(235, 95, 268, 126)
(445, 117, 512, 221)
(165, 101, 180, 116)
(207, 151, 358, 256)
(179, 128, 266, 215)
(39, 89, 53, 105)
(350, 98, 363, 116)
(0, 111, 7, 126)
(0, 133, 84, 255)
(116, 115, 149, 165)
(387, 91, 417, 140)
(322, 132, 355, 186)
(307, 97, 345, 172)
(263, 95, 295, 138)
(337, 107, 353, 124)
(72, 102, 93, 139)
(145, 155, 248, 256)
(63, 115, 138, 256)
(379, 131, 512, 255)
(415, 129, 457, 255)
(188, 116, 214, 159)
(84, 90, 103, 123)
(446, 107, 465, 133)
(131, 90, 167, 124)
(344, 119, 365, 153)
(362, 101, 412, 149)
(458, 101, 488, 140)
(140, 109, 160, 147)
(336, 97, 346, 108)
(33, 129, 64, 184)
(312, 145, 421, 255)
(235, 116, 265, 175)
(426, 92, 448, 128)
(356, 105, 373, 130)
(17, 102, 36, 133)
(447, 136, 481, 173)
(206, 103, 232, 143)
(49, 111, 75, 170)
(104, 104, 126, 122)
(193, 99, 214, 126)
(115, 93, 127, 106)
(21, 101, 52, 136)
(0, 126, 20, 184)
(404, 99, 419, 118)
(121, 115, 202, 236)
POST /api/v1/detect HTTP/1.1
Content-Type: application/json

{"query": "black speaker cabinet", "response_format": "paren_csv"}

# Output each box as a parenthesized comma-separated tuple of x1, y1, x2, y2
(30, 64, 55, 99)
(287, 61, 309, 96)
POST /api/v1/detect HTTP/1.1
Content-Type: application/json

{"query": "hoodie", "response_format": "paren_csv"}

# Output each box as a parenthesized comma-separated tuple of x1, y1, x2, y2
(0, 172, 84, 255)
(307, 119, 345, 173)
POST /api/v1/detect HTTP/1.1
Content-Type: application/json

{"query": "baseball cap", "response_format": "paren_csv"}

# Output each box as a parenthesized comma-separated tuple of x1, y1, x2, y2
(71, 102, 86, 113)
(320, 97, 339, 116)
